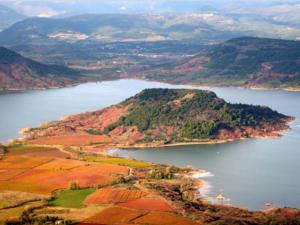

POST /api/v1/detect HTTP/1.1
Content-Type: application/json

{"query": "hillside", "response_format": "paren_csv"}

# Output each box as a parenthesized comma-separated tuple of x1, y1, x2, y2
(1, 13, 300, 47)
(24, 88, 292, 147)
(0, 47, 82, 90)
(147, 37, 300, 90)
(0, 5, 26, 31)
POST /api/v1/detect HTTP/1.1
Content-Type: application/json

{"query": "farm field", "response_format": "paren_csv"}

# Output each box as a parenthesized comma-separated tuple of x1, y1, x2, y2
(84, 155, 153, 168)
(0, 143, 299, 225)
(8, 146, 70, 158)
(79, 206, 201, 225)
(50, 188, 96, 208)
(84, 187, 148, 205)
(0, 191, 48, 209)
(0, 201, 45, 225)
(28, 135, 113, 146)
(0, 145, 129, 195)
(118, 197, 174, 212)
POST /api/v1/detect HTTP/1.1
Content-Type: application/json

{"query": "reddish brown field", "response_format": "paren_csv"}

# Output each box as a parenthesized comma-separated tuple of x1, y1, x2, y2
(0, 156, 53, 169)
(14, 168, 115, 189)
(28, 135, 113, 146)
(35, 158, 84, 170)
(0, 169, 28, 181)
(8, 146, 70, 158)
(134, 211, 202, 225)
(81, 146, 108, 155)
(85, 188, 148, 205)
(13, 161, 128, 191)
(80, 207, 147, 225)
(0, 146, 128, 196)
(118, 197, 174, 212)
(79, 206, 202, 225)
(0, 181, 55, 196)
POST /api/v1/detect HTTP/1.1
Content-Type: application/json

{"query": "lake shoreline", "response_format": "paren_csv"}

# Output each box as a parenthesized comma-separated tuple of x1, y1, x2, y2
(1, 77, 300, 93)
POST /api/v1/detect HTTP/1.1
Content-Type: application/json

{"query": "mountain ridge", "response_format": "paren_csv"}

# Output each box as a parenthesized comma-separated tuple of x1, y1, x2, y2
(146, 37, 300, 90)
(0, 5, 26, 31)
(1, 13, 300, 46)
(0, 46, 82, 90)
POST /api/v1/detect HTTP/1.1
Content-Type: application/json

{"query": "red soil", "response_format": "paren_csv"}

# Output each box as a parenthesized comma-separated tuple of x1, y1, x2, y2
(81, 146, 108, 155)
(80, 206, 146, 225)
(14, 161, 128, 189)
(118, 197, 174, 212)
(28, 134, 113, 146)
(8, 147, 70, 159)
(85, 187, 148, 205)
(0, 149, 128, 195)
(0, 169, 28, 181)
(133, 211, 202, 225)
(79, 206, 202, 225)
(0, 156, 54, 170)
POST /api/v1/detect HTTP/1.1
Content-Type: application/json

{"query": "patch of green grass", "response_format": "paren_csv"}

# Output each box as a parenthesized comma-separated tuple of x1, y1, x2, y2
(84, 156, 153, 168)
(0, 200, 7, 209)
(49, 188, 96, 208)
(7, 145, 34, 152)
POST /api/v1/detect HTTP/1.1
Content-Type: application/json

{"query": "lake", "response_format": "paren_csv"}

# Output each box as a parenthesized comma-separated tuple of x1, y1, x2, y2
(0, 79, 299, 210)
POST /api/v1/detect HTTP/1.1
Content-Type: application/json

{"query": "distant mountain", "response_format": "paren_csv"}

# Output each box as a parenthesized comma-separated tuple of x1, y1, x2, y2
(0, 13, 300, 46)
(147, 37, 300, 90)
(25, 88, 292, 147)
(0, 47, 81, 90)
(0, 5, 26, 31)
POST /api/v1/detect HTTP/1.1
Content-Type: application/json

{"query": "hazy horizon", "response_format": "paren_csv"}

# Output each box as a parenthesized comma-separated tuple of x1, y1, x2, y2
(1, 0, 300, 18)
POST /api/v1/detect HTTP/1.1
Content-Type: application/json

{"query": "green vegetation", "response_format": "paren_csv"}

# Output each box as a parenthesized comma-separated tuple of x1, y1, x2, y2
(69, 181, 81, 190)
(7, 145, 34, 152)
(84, 155, 153, 168)
(113, 89, 224, 133)
(147, 167, 174, 180)
(103, 88, 288, 142)
(181, 120, 217, 139)
(49, 188, 96, 208)
(86, 129, 101, 135)
(207, 37, 300, 76)
(0, 200, 7, 209)
(147, 37, 300, 89)
(219, 103, 279, 127)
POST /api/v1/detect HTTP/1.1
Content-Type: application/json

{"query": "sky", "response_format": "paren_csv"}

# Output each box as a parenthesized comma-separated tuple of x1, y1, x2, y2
(0, 0, 299, 17)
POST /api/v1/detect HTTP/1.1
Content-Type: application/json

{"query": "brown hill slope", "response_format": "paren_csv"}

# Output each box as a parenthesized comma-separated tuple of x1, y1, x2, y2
(0, 47, 82, 90)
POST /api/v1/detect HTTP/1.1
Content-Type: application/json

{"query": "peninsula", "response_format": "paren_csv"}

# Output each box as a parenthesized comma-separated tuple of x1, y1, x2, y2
(23, 88, 293, 147)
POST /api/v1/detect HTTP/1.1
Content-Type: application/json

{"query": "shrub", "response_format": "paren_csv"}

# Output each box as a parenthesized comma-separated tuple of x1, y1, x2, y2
(181, 120, 217, 139)
(69, 181, 80, 190)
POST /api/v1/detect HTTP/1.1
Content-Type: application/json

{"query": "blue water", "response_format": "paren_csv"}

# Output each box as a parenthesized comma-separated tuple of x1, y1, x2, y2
(0, 79, 299, 210)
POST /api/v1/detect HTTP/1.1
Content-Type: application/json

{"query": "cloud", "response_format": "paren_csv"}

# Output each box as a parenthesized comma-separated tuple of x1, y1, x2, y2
(120, 5, 127, 11)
